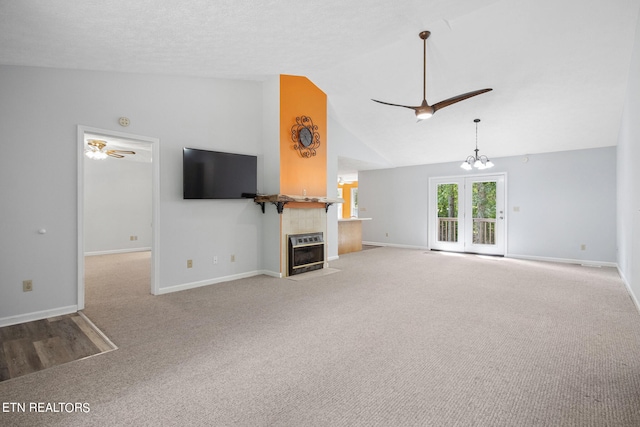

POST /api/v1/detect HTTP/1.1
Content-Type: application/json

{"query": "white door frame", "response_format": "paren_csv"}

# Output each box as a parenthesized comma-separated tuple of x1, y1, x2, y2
(429, 173, 507, 255)
(77, 125, 161, 310)
(350, 187, 358, 218)
(428, 177, 465, 253)
(463, 174, 505, 255)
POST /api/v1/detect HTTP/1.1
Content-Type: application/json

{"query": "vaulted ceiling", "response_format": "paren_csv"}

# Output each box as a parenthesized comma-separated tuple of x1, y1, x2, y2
(2, 0, 638, 172)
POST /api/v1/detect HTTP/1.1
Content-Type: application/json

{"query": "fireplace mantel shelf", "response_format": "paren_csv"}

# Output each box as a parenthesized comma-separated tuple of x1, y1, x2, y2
(254, 194, 344, 214)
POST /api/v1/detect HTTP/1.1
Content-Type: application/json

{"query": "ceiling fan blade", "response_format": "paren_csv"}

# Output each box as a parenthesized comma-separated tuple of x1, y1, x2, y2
(372, 31, 492, 120)
(432, 88, 493, 112)
(371, 99, 420, 111)
(107, 152, 125, 158)
(107, 149, 136, 155)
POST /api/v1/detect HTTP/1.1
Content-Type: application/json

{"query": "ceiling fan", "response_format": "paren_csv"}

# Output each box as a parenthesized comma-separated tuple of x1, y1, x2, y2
(372, 30, 492, 120)
(85, 139, 136, 160)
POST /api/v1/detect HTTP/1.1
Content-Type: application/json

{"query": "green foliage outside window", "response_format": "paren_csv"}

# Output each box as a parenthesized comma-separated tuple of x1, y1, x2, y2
(437, 184, 458, 218)
(472, 182, 496, 219)
(438, 182, 496, 218)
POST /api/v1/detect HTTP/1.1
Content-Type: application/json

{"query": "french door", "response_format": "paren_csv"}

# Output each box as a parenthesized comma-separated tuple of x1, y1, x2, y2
(429, 174, 505, 255)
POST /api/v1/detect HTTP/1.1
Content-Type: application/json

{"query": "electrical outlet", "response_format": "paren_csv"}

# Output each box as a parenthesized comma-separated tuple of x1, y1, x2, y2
(187, 259, 193, 268)
(130, 236, 135, 241)
(213, 256, 218, 265)
(385, 232, 389, 237)
(23, 280, 33, 292)
(231, 254, 235, 262)
(580, 244, 586, 251)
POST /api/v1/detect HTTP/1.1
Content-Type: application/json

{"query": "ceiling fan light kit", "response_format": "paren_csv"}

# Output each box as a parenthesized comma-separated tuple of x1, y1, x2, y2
(372, 30, 492, 121)
(85, 139, 136, 160)
(85, 147, 108, 160)
(461, 119, 494, 170)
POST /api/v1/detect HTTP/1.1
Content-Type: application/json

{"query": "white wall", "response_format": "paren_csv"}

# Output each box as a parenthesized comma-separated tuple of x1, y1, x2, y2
(328, 115, 393, 259)
(0, 65, 265, 323)
(326, 116, 339, 260)
(84, 158, 152, 254)
(617, 8, 640, 307)
(330, 115, 393, 170)
(359, 147, 617, 264)
(259, 76, 282, 275)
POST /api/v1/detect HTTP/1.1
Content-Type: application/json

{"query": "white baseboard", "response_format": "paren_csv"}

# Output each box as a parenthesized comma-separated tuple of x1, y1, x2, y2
(327, 255, 339, 262)
(259, 269, 283, 279)
(505, 253, 617, 268)
(157, 270, 281, 295)
(617, 267, 640, 315)
(85, 247, 151, 256)
(0, 305, 78, 328)
(362, 241, 429, 250)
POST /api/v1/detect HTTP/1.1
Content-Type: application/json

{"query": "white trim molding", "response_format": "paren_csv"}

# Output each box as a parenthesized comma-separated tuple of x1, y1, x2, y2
(362, 241, 429, 251)
(0, 305, 78, 328)
(77, 125, 161, 310)
(85, 247, 152, 257)
(156, 271, 276, 295)
(506, 253, 617, 268)
(618, 267, 640, 315)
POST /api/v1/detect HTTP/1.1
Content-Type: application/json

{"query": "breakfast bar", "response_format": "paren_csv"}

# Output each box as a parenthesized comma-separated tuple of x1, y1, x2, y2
(338, 218, 372, 255)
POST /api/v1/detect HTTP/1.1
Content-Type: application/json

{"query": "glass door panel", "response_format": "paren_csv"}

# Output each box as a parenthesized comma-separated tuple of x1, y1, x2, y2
(472, 181, 496, 245)
(437, 183, 459, 243)
(429, 179, 465, 252)
(430, 174, 505, 255)
(464, 175, 505, 255)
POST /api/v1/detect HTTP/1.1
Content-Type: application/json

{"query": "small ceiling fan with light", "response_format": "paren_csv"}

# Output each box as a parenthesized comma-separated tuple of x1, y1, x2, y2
(85, 139, 136, 160)
(372, 30, 492, 120)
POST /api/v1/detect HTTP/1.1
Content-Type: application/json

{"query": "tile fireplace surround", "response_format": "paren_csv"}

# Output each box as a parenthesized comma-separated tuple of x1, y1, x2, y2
(255, 194, 343, 277)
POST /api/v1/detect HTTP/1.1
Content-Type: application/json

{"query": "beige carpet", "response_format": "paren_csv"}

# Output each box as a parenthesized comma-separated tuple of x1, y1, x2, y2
(1, 248, 639, 426)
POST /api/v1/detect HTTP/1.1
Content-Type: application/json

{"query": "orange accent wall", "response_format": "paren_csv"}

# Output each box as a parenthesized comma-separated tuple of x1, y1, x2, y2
(338, 181, 358, 218)
(280, 75, 327, 208)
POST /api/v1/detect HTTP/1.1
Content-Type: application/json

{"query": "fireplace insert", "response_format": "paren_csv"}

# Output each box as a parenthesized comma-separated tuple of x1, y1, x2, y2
(288, 232, 324, 276)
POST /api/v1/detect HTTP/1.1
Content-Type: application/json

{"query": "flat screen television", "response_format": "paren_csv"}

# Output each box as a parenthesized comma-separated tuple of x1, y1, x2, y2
(183, 148, 257, 199)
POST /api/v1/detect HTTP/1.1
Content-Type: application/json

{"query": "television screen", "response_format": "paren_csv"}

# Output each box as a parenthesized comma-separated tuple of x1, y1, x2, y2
(183, 148, 257, 199)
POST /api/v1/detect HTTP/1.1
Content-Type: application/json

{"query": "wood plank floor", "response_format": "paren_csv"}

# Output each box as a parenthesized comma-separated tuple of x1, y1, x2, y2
(0, 312, 115, 382)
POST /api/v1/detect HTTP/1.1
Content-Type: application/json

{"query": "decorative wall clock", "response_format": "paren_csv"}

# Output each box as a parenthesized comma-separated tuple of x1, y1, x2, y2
(291, 115, 320, 158)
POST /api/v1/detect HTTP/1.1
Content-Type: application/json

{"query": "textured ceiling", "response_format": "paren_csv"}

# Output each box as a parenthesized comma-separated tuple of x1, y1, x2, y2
(2, 0, 638, 172)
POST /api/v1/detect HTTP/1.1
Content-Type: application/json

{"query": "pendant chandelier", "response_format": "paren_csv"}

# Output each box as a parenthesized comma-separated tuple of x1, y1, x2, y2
(460, 118, 494, 170)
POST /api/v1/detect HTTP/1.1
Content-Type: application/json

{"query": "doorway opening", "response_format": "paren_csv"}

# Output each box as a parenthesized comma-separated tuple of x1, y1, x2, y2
(429, 174, 506, 255)
(77, 126, 160, 310)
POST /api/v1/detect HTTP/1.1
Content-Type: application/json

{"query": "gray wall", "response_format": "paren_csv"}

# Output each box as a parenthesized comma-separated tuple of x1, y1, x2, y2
(84, 158, 152, 254)
(359, 146, 617, 264)
(617, 6, 640, 307)
(0, 65, 265, 323)
(0, 65, 347, 325)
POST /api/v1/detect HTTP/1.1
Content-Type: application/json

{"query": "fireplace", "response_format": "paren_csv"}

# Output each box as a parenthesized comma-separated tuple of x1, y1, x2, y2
(288, 232, 324, 276)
